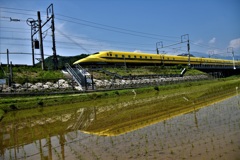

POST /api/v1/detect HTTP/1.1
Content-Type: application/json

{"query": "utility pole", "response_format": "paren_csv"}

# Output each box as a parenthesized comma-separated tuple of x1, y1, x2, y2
(187, 39, 190, 66)
(37, 11, 45, 70)
(51, 15, 58, 70)
(6, 49, 12, 86)
(47, 4, 58, 70)
(181, 34, 190, 67)
(27, 18, 38, 66)
(6, 49, 9, 72)
(156, 41, 163, 54)
(27, 4, 57, 70)
(208, 50, 214, 58)
(31, 30, 35, 66)
(227, 47, 236, 70)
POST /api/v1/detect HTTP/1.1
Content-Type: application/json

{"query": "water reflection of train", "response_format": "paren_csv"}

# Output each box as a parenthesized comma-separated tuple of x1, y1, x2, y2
(73, 51, 239, 67)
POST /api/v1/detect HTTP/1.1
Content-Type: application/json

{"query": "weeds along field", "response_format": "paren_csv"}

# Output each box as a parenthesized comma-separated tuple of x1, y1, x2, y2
(0, 78, 240, 159)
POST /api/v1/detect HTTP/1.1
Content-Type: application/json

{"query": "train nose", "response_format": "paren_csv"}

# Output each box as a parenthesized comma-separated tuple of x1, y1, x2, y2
(73, 58, 88, 64)
(73, 57, 101, 64)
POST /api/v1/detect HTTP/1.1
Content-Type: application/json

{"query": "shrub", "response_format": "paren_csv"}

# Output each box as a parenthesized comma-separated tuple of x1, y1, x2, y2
(9, 104, 18, 110)
(0, 109, 5, 120)
(154, 86, 159, 91)
(115, 91, 120, 95)
(38, 101, 44, 107)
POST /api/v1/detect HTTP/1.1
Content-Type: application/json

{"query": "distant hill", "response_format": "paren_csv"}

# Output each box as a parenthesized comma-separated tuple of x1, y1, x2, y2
(36, 54, 88, 69)
(184, 51, 240, 60)
(177, 53, 195, 57)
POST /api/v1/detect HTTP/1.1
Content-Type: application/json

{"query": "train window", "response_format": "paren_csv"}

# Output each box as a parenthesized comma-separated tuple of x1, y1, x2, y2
(173, 58, 175, 60)
(145, 56, 147, 59)
(110, 54, 112, 56)
(122, 55, 125, 58)
(140, 56, 142, 59)
(150, 57, 152, 59)
(128, 55, 131, 58)
(134, 56, 137, 58)
(115, 54, 118, 58)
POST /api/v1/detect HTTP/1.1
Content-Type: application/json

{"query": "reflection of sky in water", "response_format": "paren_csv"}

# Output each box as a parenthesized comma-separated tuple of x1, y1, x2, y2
(1, 96, 239, 159)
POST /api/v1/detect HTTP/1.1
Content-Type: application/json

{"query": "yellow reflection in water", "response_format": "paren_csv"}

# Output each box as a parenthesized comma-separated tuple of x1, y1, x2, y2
(78, 91, 234, 136)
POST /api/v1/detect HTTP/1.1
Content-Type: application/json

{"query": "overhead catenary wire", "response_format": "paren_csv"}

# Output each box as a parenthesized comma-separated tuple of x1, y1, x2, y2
(0, 7, 191, 52)
(190, 41, 225, 51)
(1, 6, 237, 60)
(0, 10, 36, 18)
(55, 27, 91, 54)
(56, 13, 179, 39)
(0, 6, 36, 12)
(0, 52, 52, 56)
(1, 7, 180, 42)
(56, 17, 164, 41)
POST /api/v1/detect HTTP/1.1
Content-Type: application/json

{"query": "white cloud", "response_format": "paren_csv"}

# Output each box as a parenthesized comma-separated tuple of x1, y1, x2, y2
(209, 37, 216, 44)
(134, 50, 142, 53)
(53, 23, 111, 55)
(228, 38, 240, 49)
(194, 39, 203, 45)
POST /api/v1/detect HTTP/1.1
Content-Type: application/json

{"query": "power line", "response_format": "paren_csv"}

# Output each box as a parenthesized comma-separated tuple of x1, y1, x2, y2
(0, 26, 29, 30)
(55, 32, 154, 46)
(0, 35, 185, 54)
(1, 6, 235, 58)
(190, 42, 226, 53)
(56, 17, 162, 40)
(0, 30, 30, 34)
(0, 52, 51, 56)
(0, 36, 30, 41)
(1, 6, 180, 54)
(0, 6, 36, 12)
(56, 13, 179, 40)
(55, 28, 91, 54)
(1, 7, 179, 40)
(0, 10, 36, 17)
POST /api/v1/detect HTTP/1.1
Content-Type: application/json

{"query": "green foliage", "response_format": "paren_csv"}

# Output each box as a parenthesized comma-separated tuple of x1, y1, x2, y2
(0, 109, 5, 120)
(88, 93, 103, 100)
(10, 66, 65, 84)
(0, 71, 5, 78)
(115, 91, 120, 95)
(37, 100, 44, 107)
(36, 54, 88, 69)
(102, 66, 204, 77)
(0, 65, 6, 78)
(154, 86, 159, 91)
(9, 104, 18, 110)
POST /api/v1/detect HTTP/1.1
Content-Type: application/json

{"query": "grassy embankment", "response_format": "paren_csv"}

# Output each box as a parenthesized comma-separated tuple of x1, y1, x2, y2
(91, 66, 204, 79)
(3, 66, 65, 84)
(0, 65, 205, 120)
(0, 75, 239, 122)
(0, 65, 203, 83)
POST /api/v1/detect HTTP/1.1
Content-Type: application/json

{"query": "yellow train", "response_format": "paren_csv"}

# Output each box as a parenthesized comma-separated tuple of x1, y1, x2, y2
(73, 50, 239, 67)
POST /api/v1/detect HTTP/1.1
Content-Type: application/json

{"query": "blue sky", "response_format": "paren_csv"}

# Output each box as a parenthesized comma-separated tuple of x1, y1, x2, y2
(0, 0, 240, 65)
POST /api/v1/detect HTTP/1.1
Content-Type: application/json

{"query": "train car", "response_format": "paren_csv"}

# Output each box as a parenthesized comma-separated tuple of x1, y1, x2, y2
(73, 50, 239, 67)
(73, 51, 189, 65)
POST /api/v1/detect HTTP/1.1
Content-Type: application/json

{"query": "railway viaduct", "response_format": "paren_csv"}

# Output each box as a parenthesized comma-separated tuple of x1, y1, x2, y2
(192, 65, 240, 77)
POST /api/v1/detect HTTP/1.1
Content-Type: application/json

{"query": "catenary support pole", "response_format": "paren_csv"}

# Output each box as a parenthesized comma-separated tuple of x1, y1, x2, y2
(37, 11, 45, 70)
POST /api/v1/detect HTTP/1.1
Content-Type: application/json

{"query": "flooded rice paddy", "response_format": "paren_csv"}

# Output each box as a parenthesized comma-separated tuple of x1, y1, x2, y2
(0, 92, 240, 159)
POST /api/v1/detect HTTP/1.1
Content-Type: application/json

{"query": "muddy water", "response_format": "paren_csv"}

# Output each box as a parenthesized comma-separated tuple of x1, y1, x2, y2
(0, 94, 240, 160)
